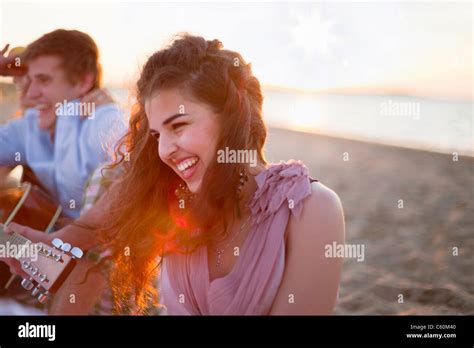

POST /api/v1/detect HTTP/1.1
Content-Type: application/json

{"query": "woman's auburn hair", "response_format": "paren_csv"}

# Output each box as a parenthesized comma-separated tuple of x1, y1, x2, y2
(100, 33, 267, 312)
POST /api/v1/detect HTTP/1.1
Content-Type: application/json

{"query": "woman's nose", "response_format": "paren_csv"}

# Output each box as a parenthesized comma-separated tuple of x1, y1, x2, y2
(158, 134, 178, 162)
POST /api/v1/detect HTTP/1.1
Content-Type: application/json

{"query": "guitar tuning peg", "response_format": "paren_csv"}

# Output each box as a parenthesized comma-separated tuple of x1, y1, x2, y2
(22, 260, 31, 269)
(51, 238, 64, 249)
(21, 277, 34, 291)
(71, 247, 84, 259)
(37, 291, 49, 304)
(31, 285, 42, 297)
(61, 243, 72, 252)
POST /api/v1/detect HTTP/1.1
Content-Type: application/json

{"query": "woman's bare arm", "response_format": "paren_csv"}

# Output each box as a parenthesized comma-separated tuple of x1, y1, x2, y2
(269, 182, 345, 315)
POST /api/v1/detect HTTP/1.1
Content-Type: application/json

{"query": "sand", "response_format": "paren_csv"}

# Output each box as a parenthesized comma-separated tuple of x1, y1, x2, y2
(264, 127, 474, 315)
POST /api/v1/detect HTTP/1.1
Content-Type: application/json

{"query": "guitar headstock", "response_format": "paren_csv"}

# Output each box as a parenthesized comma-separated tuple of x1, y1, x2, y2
(18, 238, 83, 303)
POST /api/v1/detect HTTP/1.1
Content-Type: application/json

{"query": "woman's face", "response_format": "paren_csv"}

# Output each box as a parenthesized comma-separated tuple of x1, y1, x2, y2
(145, 88, 220, 193)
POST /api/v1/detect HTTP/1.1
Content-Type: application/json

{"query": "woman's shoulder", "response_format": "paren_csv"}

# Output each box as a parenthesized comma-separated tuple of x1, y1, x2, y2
(270, 180, 345, 314)
(262, 159, 341, 210)
(288, 180, 345, 249)
(307, 181, 343, 214)
(250, 160, 313, 222)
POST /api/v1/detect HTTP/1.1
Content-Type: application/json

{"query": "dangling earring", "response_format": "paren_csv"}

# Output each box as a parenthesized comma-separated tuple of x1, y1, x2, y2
(175, 182, 194, 203)
(237, 168, 248, 194)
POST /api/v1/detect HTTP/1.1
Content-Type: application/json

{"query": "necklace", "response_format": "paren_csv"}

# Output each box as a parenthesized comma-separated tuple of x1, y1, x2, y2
(213, 214, 253, 268)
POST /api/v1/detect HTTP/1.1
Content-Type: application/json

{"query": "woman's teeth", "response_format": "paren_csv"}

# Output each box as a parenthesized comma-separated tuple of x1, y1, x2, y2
(177, 157, 199, 172)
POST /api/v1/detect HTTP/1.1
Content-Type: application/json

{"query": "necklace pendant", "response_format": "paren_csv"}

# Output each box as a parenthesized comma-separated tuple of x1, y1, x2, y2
(216, 253, 222, 267)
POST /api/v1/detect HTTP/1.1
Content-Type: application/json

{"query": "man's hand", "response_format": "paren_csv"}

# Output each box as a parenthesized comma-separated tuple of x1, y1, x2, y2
(1, 223, 53, 277)
(4, 222, 53, 245)
(1, 44, 31, 109)
(1, 257, 28, 278)
(0, 44, 27, 77)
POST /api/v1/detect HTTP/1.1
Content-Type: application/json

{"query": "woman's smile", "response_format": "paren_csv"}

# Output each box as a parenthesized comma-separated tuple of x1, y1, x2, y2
(174, 156, 200, 180)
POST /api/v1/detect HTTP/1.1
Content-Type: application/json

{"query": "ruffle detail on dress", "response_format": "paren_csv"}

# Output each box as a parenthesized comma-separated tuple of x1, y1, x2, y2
(249, 160, 313, 224)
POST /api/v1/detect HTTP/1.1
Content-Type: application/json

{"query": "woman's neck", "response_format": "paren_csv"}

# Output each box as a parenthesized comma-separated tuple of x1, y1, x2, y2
(211, 162, 268, 245)
(236, 162, 268, 217)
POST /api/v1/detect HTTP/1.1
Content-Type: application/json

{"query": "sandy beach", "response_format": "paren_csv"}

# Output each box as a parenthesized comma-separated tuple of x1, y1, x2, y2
(265, 127, 474, 315)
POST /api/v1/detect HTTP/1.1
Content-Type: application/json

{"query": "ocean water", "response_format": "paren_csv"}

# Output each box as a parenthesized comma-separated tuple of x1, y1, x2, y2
(262, 90, 473, 157)
(110, 87, 473, 157)
(2, 86, 471, 157)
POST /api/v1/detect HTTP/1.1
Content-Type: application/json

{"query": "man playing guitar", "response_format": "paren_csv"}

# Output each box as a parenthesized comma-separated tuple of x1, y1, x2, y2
(0, 29, 126, 311)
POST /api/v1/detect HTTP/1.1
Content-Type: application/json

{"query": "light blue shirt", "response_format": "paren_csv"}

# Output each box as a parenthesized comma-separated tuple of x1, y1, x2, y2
(0, 100, 126, 218)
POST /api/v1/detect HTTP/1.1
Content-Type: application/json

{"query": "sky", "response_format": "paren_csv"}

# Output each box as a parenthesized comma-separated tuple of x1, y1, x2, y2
(0, 0, 472, 100)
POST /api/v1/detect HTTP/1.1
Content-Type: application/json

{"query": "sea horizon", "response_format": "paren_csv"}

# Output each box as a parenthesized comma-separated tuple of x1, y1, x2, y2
(108, 86, 474, 157)
(1, 83, 472, 157)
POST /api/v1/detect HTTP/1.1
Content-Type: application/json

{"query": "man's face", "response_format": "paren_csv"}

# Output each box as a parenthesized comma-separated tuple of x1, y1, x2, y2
(25, 55, 85, 131)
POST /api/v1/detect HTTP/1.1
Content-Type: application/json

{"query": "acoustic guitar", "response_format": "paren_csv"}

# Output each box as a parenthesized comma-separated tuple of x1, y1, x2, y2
(0, 224, 81, 303)
(0, 165, 82, 303)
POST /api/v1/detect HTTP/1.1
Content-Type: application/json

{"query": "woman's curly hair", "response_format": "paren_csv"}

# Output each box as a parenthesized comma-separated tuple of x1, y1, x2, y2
(100, 33, 267, 312)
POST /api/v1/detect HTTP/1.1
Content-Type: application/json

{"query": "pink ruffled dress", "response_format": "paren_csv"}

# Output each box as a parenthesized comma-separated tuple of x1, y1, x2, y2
(158, 160, 316, 315)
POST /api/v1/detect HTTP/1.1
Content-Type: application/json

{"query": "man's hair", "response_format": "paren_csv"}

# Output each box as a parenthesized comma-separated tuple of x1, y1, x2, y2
(23, 29, 102, 90)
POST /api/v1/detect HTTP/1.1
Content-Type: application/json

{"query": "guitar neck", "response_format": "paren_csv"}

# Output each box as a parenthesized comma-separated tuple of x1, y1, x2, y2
(0, 224, 32, 255)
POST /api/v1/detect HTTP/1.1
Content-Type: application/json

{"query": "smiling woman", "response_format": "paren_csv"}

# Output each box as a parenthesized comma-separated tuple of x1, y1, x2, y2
(145, 88, 222, 193)
(85, 33, 345, 315)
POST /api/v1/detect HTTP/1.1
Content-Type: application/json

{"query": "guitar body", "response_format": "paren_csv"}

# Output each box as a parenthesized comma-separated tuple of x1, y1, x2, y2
(0, 166, 62, 290)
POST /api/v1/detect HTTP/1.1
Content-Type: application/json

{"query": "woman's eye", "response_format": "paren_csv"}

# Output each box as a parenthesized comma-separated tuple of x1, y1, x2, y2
(151, 132, 160, 141)
(172, 122, 186, 131)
